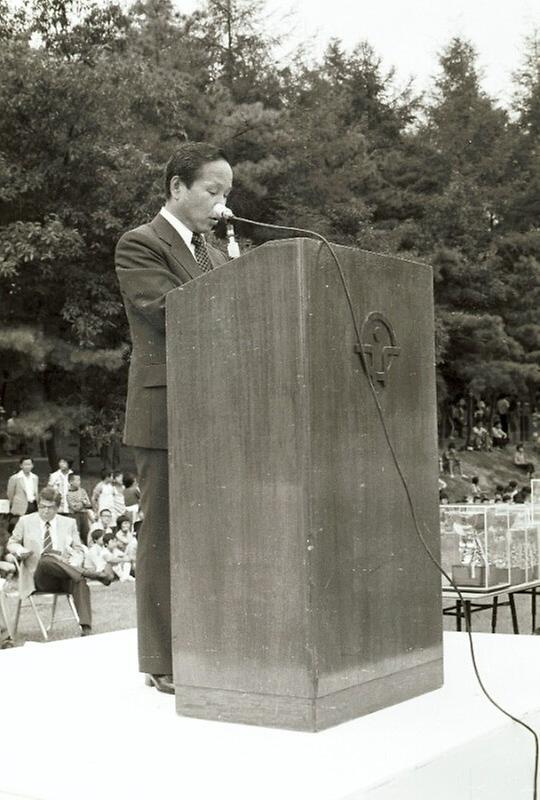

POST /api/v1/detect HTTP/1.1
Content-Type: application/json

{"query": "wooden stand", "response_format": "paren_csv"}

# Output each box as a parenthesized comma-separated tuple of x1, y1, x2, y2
(166, 238, 443, 731)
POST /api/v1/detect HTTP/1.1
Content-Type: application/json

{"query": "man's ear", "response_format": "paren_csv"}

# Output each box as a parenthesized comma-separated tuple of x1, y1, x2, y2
(170, 175, 187, 200)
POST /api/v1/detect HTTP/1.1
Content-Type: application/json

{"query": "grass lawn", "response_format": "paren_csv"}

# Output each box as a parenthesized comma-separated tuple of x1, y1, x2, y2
(1, 576, 136, 646)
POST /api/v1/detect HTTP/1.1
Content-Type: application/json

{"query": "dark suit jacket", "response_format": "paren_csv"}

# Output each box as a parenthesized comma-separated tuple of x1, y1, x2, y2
(115, 214, 226, 449)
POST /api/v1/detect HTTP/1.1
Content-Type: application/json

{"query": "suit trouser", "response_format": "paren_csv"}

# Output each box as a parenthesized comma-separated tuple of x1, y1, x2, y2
(133, 447, 171, 675)
(33, 557, 91, 627)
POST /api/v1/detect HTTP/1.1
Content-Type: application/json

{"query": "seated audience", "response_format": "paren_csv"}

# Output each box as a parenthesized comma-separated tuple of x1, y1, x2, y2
(441, 442, 465, 477)
(89, 508, 115, 536)
(102, 532, 134, 582)
(513, 443, 535, 476)
(470, 476, 482, 497)
(471, 422, 492, 451)
(491, 421, 508, 448)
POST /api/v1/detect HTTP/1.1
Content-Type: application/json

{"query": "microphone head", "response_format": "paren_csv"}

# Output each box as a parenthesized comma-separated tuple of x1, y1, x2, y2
(213, 203, 234, 220)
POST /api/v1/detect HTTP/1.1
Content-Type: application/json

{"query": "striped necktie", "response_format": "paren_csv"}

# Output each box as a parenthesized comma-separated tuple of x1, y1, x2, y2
(43, 521, 53, 554)
(192, 233, 213, 272)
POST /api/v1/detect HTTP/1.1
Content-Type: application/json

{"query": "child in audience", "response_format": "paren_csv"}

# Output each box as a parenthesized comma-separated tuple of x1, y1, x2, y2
(115, 516, 132, 550)
(66, 472, 93, 545)
(84, 529, 115, 581)
(102, 532, 134, 582)
(91, 470, 115, 516)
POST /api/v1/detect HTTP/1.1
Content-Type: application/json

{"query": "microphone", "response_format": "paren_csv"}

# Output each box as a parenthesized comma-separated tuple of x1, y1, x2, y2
(213, 203, 235, 220)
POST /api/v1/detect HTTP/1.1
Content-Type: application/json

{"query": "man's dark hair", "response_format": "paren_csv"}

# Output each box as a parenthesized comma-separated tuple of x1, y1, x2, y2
(100, 469, 113, 480)
(68, 472, 80, 481)
(39, 487, 61, 507)
(103, 532, 116, 546)
(100, 508, 112, 516)
(112, 469, 123, 479)
(165, 142, 229, 197)
(19, 455, 33, 465)
(91, 529, 104, 543)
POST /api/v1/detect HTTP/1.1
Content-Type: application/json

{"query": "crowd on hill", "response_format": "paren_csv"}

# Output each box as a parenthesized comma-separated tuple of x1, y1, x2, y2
(0, 456, 140, 583)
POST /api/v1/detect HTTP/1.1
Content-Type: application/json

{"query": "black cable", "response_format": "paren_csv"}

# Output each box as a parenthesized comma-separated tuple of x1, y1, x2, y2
(230, 213, 539, 800)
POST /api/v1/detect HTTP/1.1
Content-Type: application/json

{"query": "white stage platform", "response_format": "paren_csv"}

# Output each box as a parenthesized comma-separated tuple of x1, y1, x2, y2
(1, 630, 539, 800)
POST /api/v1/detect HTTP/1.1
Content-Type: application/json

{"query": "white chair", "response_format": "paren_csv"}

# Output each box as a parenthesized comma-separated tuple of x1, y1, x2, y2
(7, 557, 80, 641)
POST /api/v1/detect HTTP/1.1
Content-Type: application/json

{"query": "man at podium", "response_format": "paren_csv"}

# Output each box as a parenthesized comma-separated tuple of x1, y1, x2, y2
(115, 142, 233, 694)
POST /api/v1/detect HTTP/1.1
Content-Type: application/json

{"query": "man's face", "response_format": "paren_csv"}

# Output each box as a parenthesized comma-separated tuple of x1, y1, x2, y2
(38, 500, 58, 523)
(101, 511, 112, 527)
(172, 159, 233, 234)
(21, 459, 33, 474)
(70, 476, 81, 490)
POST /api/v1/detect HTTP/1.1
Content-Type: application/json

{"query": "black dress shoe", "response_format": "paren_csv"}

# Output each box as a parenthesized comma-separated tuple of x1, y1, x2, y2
(82, 569, 112, 586)
(145, 673, 174, 694)
(80, 625, 92, 636)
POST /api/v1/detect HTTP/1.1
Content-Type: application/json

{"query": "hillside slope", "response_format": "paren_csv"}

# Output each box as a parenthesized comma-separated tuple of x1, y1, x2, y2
(440, 445, 538, 502)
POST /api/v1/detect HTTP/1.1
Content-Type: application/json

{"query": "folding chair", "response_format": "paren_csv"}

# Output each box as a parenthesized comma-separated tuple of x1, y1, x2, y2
(9, 557, 80, 641)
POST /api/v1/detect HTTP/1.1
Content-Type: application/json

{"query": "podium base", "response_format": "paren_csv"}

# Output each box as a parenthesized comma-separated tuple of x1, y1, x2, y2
(174, 657, 443, 731)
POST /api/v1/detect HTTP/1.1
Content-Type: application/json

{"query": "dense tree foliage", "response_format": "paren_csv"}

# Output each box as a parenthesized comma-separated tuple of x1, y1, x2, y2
(0, 0, 539, 461)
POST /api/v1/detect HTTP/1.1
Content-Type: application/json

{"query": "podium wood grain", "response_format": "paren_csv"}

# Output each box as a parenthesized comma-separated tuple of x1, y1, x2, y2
(166, 238, 443, 730)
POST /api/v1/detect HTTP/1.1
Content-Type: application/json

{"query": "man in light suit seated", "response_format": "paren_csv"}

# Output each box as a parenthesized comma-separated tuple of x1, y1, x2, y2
(7, 487, 111, 637)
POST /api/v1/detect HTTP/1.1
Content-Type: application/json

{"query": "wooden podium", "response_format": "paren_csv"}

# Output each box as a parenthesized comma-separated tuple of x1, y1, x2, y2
(166, 238, 443, 731)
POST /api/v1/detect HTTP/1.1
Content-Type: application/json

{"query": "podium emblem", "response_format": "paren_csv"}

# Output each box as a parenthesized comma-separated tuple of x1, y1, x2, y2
(357, 312, 401, 388)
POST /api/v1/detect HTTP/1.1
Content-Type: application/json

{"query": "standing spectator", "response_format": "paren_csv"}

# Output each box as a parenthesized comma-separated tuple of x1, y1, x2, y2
(492, 420, 508, 448)
(497, 396, 510, 435)
(123, 473, 141, 527)
(91, 470, 115, 516)
(6, 410, 23, 455)
(474, 399, 487, 423)
(48, 457, 73, 514)
(0, 408, 9, 455)
(66, 472, 94, 545)
(111, 470, 126, 525)
(7, 456, 39, 529)
(513, 443, 535, 476)
(450, 400, 465, 439)
(110, 426, 122, 470)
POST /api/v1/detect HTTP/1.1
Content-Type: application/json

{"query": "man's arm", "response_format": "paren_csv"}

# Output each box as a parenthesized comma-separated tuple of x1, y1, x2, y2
(7, 517, 28, 557)
(7, 475, 15, 505)
(115, 231, 184, 331)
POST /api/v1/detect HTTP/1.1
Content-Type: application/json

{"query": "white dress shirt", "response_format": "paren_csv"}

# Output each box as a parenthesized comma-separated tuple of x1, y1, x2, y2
(39, 515, 68, 551)
(159, 207, 198, 257)
(17, 470, 36, 502)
